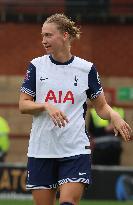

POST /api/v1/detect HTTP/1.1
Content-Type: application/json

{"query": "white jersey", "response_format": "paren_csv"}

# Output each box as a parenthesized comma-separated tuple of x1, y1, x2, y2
(20, 55, 103, 158)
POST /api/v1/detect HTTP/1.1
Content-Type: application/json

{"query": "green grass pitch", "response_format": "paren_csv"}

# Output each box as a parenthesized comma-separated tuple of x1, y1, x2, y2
(0, 200, 132, 205)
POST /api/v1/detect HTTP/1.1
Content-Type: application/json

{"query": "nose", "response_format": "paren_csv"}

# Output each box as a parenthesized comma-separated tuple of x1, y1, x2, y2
(42, 36, 47, 45)
(42, 40, 45, 45)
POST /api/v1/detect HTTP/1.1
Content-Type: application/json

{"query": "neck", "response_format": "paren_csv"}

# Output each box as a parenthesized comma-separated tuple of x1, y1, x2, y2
(51, 47, 72, 63)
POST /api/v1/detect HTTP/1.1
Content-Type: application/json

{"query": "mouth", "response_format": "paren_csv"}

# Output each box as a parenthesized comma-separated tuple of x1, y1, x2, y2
(44, 45, 52, 54)
(44, 45, 51, 49)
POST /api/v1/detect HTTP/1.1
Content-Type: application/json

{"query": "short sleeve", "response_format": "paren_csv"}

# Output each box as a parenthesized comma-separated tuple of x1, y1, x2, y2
(86, 64, 103, 99)
(20, 63, 36, 98)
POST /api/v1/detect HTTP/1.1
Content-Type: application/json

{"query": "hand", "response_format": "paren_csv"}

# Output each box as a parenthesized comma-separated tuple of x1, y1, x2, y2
(111, 113, 133, 142)
(44, 102, 69, 128)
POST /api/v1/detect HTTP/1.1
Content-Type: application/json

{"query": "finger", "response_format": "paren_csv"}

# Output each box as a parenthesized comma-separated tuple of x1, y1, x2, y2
(123, 125, 132, 141)
(51, 116, 58, 126)
(53, 114, 62, 128)
(119, 129, 128, 142)
(60, 112, 69, 123)
(121, 123, 132, 141)
(125, 122, 133, 134)
(114, 121, 132, 141)
(119, 126, 131, 142)
(114, 128, 118, 136)
(58, 113, 65, 127)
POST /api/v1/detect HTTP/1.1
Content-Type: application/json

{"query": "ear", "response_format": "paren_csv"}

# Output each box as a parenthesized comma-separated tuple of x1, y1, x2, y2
(63, 32, 69, 40)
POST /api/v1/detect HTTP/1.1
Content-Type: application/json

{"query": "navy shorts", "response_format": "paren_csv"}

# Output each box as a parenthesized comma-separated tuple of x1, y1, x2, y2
(26, 154, 92, 190)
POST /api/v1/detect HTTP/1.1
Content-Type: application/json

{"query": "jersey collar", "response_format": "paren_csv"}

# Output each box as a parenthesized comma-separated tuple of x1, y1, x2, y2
(49, 55, 74, 65)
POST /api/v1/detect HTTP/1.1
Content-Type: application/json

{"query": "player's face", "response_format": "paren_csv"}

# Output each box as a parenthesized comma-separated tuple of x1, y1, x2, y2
(41, 23, 68, 55)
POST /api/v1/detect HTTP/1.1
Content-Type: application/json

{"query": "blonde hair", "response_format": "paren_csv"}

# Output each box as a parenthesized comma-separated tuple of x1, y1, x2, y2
(44, 13, 81, 41)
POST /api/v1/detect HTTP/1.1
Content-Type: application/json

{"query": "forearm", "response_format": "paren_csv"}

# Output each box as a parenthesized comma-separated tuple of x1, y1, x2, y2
(95, 103, 116, 121)
(90, 93, 114, 121)
(91, 94, 132, 141)
(19, 100, 48, 115)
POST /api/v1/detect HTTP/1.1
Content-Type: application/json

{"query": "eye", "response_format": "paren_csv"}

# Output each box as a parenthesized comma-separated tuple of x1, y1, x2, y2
(46, 33, 52, 37)
(42, 33, 52, 37)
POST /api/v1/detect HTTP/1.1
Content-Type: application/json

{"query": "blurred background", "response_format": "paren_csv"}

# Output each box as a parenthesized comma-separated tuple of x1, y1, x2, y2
(0, 0, 133, 201)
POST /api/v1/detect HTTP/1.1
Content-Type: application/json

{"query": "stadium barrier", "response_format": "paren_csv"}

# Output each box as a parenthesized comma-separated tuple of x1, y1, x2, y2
(0, 163, 133, 200)
(85, 165, 133, 200)
(0, 163, 31, 199)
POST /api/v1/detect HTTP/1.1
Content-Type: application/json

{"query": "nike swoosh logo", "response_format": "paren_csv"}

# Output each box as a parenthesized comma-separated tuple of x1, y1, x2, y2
(79, 172, 86, 176)
(40, 77, 48, 81)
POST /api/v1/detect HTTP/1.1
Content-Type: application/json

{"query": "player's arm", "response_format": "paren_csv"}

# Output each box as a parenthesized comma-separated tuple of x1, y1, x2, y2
(19, 92, 68, 127)
(19, 92, 46, 115)
(86, 64, 132, 142)
(19, 62, 68, 127)
(19, 63, 45, 115)
(90, 93, 132, 142)
(90, 92, 112, 120)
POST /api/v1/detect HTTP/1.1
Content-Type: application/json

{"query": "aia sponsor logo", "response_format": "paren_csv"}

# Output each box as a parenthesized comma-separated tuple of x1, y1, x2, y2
(45, 90, 74, 104)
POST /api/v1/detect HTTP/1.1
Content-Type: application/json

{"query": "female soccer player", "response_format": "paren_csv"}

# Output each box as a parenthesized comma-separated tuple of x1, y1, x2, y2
(19, 13, 132, 205)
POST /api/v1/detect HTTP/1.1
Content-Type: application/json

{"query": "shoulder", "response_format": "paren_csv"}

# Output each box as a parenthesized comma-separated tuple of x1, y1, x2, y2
(73, 56, 93, 72)
(30, 55, 49, 67)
